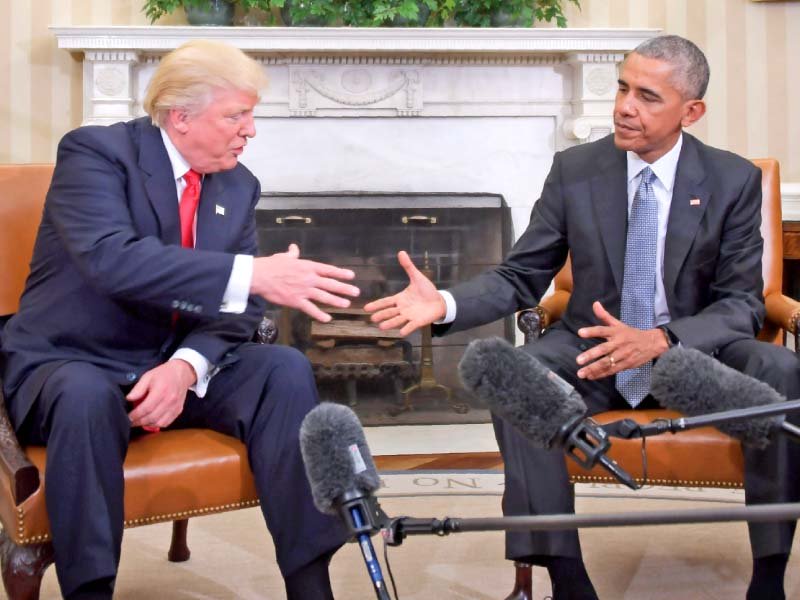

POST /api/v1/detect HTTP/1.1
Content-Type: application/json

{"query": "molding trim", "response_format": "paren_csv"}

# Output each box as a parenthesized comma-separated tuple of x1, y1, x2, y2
(51, 26, 659, 54)
(783, 183, 800, 221)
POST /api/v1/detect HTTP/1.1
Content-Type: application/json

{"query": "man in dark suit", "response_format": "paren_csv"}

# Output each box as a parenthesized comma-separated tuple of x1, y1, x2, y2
(0, 40, 361, 599)
(365, 35, 800, 599)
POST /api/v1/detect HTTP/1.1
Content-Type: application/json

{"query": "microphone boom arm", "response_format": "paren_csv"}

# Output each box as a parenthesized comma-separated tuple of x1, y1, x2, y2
(609, 398, 800, 442)
(382, 502, 800, 546)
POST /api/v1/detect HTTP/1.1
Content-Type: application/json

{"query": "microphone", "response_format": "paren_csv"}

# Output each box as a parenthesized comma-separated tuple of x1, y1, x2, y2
(458, 337, 638, 490)
(300, 402, 391, 600)
(650, 347, 796, 449)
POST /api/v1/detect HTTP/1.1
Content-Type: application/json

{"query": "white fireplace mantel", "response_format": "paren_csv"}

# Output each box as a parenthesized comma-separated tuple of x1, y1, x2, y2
(52, 25, 656, 53)
(52, 26, 656, 139)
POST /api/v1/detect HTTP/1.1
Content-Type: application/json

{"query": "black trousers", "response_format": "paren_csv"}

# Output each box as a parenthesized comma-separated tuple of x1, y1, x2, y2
(495, 326, 800, 563)
(18, 343, 346, 597)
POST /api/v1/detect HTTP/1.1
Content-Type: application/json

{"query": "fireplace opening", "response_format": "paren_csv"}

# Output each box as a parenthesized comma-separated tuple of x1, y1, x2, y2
(257, 192, 513, 426)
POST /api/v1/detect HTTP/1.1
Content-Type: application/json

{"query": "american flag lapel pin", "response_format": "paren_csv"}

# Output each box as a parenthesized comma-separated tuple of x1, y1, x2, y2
(215, 204, 225, 216)
(690, 198, 701, 206)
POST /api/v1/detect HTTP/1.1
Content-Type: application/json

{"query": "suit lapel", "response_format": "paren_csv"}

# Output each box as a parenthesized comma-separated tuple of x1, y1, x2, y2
(591, 147, 629, 292)
(663, 135, 710, 293)
(139, 121, 181, 245)
(195, 173, 231, 251)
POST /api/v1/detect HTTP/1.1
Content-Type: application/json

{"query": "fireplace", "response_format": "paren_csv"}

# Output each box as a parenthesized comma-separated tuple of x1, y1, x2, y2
(257, 193, 512, 425)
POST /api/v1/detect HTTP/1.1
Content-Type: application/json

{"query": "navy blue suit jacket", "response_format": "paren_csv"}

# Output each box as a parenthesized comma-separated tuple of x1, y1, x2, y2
(1, 117, 266, 429)
(438, 133, 765, 354)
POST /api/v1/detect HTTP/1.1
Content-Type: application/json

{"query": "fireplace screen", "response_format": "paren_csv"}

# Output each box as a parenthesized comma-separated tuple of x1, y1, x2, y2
(256, 193, 513, 426)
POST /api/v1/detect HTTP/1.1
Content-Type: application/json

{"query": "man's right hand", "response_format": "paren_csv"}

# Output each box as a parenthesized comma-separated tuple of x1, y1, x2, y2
(250, 243, 360, 322)
(364, 250, 446, 337)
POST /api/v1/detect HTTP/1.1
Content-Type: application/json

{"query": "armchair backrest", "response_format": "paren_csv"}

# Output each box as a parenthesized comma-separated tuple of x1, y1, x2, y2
(549, 158, 784, 343)
(0, 164, 54, 317)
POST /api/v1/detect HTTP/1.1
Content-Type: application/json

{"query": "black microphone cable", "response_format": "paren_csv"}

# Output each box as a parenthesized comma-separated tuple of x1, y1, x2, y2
(382, 531, 400, 599)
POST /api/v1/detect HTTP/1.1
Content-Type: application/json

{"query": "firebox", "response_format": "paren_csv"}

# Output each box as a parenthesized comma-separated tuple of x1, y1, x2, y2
(256, 193, 513, 426)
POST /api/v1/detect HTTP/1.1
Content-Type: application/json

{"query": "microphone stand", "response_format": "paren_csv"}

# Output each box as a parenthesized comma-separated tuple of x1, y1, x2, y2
(338, 493, 392, 600)
(381, 502, 800, 546)
(558, 416, 639, 490)
(608, 398, 800, 441)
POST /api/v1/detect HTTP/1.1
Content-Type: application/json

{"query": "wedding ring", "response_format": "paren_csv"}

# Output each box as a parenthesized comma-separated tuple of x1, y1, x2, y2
(608, 355, 616, 367)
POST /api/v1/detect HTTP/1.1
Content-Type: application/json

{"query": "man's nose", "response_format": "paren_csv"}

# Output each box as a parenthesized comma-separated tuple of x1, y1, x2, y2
(241, 113, 256, 137)
(616, 92, 636, 116)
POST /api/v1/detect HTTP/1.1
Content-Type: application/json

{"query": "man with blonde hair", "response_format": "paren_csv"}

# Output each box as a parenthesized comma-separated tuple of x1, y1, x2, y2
(1, 40, 356, 599)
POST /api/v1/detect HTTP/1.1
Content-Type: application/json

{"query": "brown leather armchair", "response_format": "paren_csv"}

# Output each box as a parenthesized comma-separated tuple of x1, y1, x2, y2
(506, 158, 800, 600)
(0, 165, 267, 599)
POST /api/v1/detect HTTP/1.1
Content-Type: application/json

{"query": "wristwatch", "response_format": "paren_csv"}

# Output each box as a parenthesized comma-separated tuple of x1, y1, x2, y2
(657, 325, 679, 348)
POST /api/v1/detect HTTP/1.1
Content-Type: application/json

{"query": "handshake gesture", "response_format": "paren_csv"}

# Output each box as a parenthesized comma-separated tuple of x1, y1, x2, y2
(250, 247, 444, 331)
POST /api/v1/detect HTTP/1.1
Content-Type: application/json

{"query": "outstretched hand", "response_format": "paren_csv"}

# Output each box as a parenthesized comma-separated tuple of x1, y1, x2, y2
(363, 250, 446, 337)
(250, 243, 360, 322)
(575, 301, 669, 380)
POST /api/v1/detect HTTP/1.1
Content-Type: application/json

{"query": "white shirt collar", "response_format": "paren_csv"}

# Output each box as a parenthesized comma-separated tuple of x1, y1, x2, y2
(159, 128, 193, 182)
(626, 133, 683, 192)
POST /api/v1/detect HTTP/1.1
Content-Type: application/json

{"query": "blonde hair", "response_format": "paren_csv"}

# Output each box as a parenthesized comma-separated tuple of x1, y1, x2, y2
(143, 40, 268, 127)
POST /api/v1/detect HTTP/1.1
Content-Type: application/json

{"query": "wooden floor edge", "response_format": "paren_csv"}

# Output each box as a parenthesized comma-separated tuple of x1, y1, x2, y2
(375, 451, 503, 471)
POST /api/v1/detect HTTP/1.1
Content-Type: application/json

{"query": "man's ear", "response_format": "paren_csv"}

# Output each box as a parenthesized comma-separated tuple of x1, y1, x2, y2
(167, 108, 191, 134)
(681, 99, 706, 128)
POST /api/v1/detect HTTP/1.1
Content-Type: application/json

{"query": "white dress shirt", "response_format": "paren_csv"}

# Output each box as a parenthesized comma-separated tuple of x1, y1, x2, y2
(438, 134, 684, 327)
(160, 129, 254, 396)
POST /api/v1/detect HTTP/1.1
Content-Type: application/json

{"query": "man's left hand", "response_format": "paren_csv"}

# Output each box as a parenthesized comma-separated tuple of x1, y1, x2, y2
(576, 301, 669, 380)
(126, 359, 197, 429)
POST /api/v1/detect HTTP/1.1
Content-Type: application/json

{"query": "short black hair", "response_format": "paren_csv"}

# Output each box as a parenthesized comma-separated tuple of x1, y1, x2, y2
(633, 35, 710, 99)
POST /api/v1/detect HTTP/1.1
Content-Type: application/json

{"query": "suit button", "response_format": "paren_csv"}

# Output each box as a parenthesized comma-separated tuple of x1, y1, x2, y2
(171, 300, 180, 309)
(126, 372, 137, 382)
(179, 301, 188, 310)
(194, 305, 202, 313)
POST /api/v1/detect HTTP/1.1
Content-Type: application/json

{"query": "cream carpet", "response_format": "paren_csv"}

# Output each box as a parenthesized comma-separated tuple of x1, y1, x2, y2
(32, 476, 800, 600)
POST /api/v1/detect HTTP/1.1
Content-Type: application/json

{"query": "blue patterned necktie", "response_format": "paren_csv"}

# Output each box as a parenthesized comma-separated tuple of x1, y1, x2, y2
(616, 166, 658, 407)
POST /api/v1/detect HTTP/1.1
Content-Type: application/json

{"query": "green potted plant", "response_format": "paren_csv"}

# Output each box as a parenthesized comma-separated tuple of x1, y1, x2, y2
(443, 0, 580, 27)
(277, 0, 436, 27)
(143, 0, 274, 25)
(143, 0, 579, 27)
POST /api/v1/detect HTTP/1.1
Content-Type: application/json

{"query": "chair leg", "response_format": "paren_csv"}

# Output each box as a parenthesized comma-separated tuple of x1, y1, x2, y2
(503, 561, 533, 600)
(0, 529, 55, 600)
(168, 519, 191, 562)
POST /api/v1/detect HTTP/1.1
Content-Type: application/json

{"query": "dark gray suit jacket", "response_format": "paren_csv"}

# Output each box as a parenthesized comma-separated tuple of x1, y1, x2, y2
(438, 133, 765, 354)
(1, 117, 266, 429)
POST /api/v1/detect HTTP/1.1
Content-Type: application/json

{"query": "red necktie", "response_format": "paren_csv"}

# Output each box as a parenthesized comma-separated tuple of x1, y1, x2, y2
(136, 169, 201, 434)
(179, 169, 201, 248)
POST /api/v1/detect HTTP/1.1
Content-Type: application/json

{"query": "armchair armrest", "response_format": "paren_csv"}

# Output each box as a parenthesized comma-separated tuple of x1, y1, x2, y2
(765, 293, 800, 334)
(516, 289, 572, 344)
(0, 386, 40, 504)
(765, 292, 800, 353)
(256, 316, 278, 345)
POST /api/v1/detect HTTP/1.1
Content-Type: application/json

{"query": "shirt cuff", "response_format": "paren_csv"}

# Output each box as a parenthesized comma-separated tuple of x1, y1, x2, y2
(220, 254, 253, 314)
(436, 290, 457, 324)
(171, 348, 214, 398)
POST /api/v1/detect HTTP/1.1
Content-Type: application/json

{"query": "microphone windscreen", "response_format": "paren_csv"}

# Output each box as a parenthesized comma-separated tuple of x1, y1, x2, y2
(651, 347, 785, 448)
(458, 337, 586, 449)
(300, 402, 381, 515)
